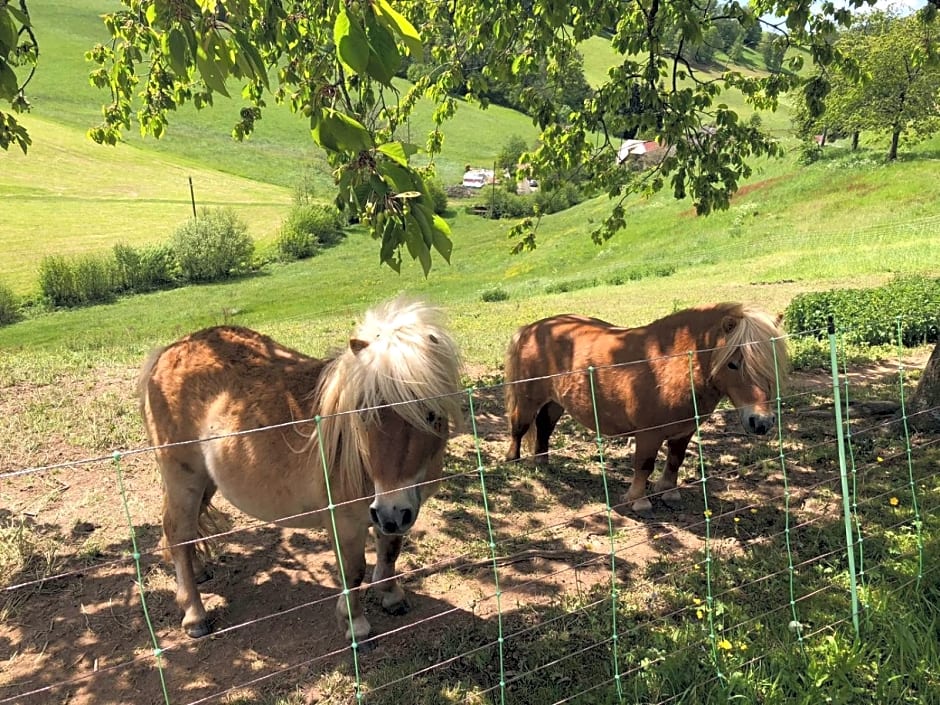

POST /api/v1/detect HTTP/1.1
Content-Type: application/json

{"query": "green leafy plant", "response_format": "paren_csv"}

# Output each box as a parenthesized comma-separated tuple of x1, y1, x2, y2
(0, 282, 21, 325)
(276, 204, 345, 261)
(171, 208, 255, 283)
(38, 254, 118, 307)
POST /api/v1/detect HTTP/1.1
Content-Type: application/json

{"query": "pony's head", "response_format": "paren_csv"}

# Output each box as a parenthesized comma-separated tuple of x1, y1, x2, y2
(709, 305, 787, 435)
(316, 298, 463, 535)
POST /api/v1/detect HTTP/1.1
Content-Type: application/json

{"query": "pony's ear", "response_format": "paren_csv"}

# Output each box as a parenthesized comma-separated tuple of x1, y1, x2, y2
(775, 312, 785, 328)
(349, 338, 370, 354)
(721, 315, 739, 334)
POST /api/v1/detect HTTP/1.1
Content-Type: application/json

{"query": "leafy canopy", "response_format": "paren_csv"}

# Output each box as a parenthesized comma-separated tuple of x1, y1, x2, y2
(3, 0, 918, 272)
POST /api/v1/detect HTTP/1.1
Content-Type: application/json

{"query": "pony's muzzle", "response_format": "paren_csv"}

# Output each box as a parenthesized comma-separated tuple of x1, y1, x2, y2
(370, 499, 417, 535)
(744, 411, 776, 435)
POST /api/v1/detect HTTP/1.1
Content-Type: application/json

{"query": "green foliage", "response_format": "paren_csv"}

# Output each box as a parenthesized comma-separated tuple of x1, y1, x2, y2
(606, 264, 678, 285)
(112, 243, 177, 293)
(38, 254, 118, 308)
(784, 275, 940, 346)
(423, 175, 448, 215)
(171, 208, 255, 283)
(0, 1, 36, 154)
(276, 203, 345, 261)
(0, 282, 21, 325)
(480, 287, 509, 302)
(496, 135, 529, 170)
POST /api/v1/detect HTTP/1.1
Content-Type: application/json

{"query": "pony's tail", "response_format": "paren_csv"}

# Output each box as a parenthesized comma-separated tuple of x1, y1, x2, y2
(137, 346, 166, 429)
(503, 328, 537, 458)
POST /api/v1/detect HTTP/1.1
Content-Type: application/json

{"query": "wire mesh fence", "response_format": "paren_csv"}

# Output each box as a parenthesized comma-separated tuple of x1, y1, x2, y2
(1, 321, 938, 705)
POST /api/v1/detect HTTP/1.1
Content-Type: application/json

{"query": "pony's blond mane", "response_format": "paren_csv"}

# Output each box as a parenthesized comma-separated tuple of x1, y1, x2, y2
(311, 297, 463, 502)
(709, 304, 788, 395)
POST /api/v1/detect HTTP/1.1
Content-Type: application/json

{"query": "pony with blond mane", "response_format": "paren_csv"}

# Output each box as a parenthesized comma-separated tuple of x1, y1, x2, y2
(139, 298, 462, 643)
(504, 303, 787, 515)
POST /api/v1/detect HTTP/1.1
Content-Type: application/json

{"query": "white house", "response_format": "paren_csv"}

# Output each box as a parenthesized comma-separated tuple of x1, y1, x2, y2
(616, 139, 661, 164)
(462, 168, 495, 188)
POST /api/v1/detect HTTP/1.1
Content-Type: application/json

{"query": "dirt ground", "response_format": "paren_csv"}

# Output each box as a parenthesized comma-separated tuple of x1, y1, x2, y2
(0, 355, 928, 705)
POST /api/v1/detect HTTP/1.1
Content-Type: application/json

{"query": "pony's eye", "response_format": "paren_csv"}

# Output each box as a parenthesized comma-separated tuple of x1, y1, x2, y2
(728, 360, 740, 371)
(426, 411, 437, 425)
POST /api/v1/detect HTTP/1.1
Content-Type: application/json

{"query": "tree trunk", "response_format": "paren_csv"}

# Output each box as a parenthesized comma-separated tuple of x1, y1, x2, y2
(851, 131, 859, 150)
(908, 341, 940, 432)
(888, 130, 900, 160)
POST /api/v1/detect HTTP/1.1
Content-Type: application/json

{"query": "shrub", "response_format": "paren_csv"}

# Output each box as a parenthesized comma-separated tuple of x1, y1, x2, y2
(0, 283, 21, 325)
(113, 243, 178, 293)
(784, 276, 940, 347)
(424, 177, 448, 215)
(276, 203, 345, 261)
(473, 187, 533, 219)
(172, 208, 255, 283)
(480, 287, 509, 303)
(38, 254, 118, 307)
(534, 182, 585, 215)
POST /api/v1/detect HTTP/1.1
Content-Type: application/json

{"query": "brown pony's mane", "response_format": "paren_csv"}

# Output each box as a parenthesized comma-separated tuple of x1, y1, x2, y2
(311, 298, 463, 502)
(708, 304, 788, 395)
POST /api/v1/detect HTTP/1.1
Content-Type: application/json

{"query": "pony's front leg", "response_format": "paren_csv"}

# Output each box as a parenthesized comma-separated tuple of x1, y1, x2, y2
(372, 532, 409, 615)
(625, 434, 661, 516)
(331, 513, 370, 643)
(653, 433, 694, 507)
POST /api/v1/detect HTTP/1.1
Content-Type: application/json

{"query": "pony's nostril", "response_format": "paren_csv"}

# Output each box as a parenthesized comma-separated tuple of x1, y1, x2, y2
(370, 506, 379, 525)
(382, 520, 398, 534)
(401, 508, 413, 528)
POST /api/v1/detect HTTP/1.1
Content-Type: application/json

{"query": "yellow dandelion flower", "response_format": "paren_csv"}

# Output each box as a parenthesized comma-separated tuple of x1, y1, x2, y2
(693, 597, 703, 606)
(738, 643, 748, 652)
(696, 609, 704, 619)
(734, 516, 741, 523)
(750, 508, 758, 514)
(704, 509, 713, 518)
(877, 456, 884, 463)
(889, 496, 900, 507)
(717, 639, 733, 651)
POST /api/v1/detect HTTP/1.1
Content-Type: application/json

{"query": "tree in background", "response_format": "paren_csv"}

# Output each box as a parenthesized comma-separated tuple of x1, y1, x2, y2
(793, 8, 940, 160)
(4, 0, 938, 272)
(0, 0, 36, 153)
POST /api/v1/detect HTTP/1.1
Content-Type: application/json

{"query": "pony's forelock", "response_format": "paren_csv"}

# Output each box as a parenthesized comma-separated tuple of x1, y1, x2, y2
(710, 304, 788, 394)
(310, 297, 463, 501)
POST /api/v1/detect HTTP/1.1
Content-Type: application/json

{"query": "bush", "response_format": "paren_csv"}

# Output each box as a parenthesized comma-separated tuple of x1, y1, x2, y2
(113, 243, 178, 293)
(0, 283, 21, 325)
(472, 187, 533, 219)
(480, 287, 509, 302)
(784, 275, 940, 347)
(38, 254, 118, 307)
(172, 208, 255, 283)
(424, 177, 448, 215)
(276, 203, 345, 261)
(534, 182, 585, 215)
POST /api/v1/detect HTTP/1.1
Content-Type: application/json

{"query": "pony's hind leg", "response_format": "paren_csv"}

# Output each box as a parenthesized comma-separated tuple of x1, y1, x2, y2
(625, 433, 662, 517)
(533, 401, 565, 466)
(372, 531, 408, 615)
(653, 433, 694, 507)
(160, 457, 213, 638)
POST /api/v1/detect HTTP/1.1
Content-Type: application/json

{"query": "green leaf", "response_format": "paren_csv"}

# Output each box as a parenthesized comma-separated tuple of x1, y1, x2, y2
(0, 61, 18, 101)
(311, 109, 374, 153)
(377, 141, 409, 166)
(166, 28, 189, 77)
(0, 11, 17, 57)
(404, 214, 432, 275)
(364, 16, 400, 86)
(377, 160, 422, 193)
(334, 8, 370, 75)
(195, 42, 230, 97)
(373, 0, 423, 57)
(410, 202, 435, 247)
(431, 214, 453, 262)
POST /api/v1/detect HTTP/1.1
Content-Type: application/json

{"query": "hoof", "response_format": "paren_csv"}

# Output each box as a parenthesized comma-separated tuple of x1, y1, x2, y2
(354, 636, 378, 655)
(382, 598, 410, 616)
(630, 497, 654, 517)
(185, 620, 211, 639)
(660, 488, 682, 507)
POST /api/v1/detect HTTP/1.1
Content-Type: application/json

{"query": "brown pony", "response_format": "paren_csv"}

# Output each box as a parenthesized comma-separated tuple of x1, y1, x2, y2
(139, 298, 463, 643)
(504, 303, 787, 515)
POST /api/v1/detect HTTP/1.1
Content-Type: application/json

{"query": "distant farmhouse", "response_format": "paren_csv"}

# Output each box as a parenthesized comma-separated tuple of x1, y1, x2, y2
(462, 168, 496, 188)
(616, 139, 662, 164)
